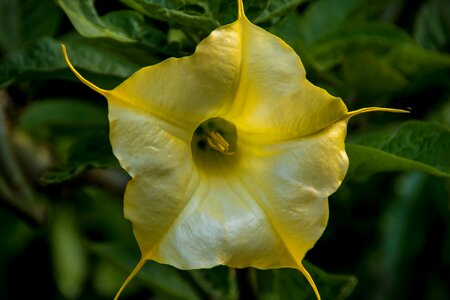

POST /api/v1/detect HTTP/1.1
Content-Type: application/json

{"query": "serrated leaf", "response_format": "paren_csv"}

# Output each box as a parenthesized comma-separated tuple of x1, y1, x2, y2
(347, 121, 450, 178)
(90, 243, 201, 300)
(56, 0, 168, 52)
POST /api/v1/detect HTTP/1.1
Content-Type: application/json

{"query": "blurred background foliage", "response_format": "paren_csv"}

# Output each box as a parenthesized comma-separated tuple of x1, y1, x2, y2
(0, 0, 449, 299)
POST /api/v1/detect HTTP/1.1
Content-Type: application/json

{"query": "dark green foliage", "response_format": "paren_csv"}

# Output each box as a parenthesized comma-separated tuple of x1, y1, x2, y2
(347, 121, 450, 178)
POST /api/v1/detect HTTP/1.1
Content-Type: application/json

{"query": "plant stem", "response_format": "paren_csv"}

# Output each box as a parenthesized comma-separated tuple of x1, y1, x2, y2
(0, 91, 45, 224)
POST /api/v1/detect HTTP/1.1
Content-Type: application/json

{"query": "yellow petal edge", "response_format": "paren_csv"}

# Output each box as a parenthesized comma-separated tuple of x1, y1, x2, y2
(61, 1, 408, 299)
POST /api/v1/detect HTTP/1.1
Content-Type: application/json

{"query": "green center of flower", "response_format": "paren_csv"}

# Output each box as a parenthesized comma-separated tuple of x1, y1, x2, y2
(191, 117, 237, 157)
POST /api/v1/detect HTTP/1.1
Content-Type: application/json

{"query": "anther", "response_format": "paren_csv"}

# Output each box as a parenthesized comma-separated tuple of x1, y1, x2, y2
(206, 132, 234, 155)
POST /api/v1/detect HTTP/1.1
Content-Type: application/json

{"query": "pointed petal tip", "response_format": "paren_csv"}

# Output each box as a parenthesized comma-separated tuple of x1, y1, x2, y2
(346, 107, 410, 118)
(114, 257, 147, 300)
(298, 263, 321, 300)
(60, 44, 108, 96)
(237, 0, 245, 19)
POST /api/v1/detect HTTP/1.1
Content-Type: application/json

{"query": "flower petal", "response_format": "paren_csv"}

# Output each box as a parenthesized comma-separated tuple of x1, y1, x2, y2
(113, 104, 348, 272)
(237, 120, 349, 263)
(151, 173, 297, 269)
(107, 102, 196, 255)
(109, 101, 298, 270)
(226, 15, 348, 142)
(106, 6, 347, 143)
(109, 22, 243, 129)
(61, 2, 377, 300)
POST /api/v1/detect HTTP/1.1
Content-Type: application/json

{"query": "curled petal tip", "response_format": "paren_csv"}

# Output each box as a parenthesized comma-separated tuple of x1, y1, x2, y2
(114, 258, 146, 300)
(298, 263, 321, 300)
(346, 107, 410, 118)
(61, 44, 108, 96)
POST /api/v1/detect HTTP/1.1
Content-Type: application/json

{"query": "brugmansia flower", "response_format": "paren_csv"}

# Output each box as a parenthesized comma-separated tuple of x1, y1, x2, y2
(62, 0, 407, 299)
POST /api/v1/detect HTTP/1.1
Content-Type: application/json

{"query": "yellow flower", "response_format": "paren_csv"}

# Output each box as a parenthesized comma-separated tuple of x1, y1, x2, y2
(62, 0, 407, 299)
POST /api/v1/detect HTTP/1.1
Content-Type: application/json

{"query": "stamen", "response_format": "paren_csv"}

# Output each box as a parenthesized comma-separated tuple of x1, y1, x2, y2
(192, 117, 237, 157)
(206, 132, 234, 155)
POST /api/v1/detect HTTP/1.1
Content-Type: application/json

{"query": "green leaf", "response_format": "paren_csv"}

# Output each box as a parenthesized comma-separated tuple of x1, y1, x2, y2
(51, 206, 88, 299)
(383, 43, 450, 78)
(19, 98, 108, 138)
(363, 172, 450, 299)
(75, 187, 133, 244)
(366, 0, 405, 22)
(273, 11, 415, 73)
(115, 0, 302, 33)
(0, 208, 35, 265)
(90, 243, 201, 300)
(373, 172, 430, 300)
(119, 0, 220, 32)
(310, 22, 413, 70)
(0, 37, 66, 87)
(18, 97, 110, 159)
(93, 258, 137, 297)
(56, 0, 167, 52)
(255, 263, 357, 300)
(294, 0, 366, 47)
(341, 51, 408, 102)
(414, 0, 450, 52)
(347, 121, 450, 178)
(61, 32, 161, 77)
(41, 130, 120, 184)
(0, 34, 158, 88)
(189, 267, 238, 300)
(252, 0, 305, 24)
(19, 99, 116, 185)
(0, 0, 62, 52)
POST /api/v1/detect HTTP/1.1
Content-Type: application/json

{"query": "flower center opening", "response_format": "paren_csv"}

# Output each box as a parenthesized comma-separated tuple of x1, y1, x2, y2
(205, 131, 234, 155)
(191, 118, 238, 166)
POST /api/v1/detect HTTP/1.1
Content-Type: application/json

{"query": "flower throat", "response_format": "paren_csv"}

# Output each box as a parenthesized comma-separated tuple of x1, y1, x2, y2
(192, 117, 237, 157)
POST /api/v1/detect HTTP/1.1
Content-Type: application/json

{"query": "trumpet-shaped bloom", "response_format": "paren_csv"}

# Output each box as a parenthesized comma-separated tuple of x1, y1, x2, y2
(62, 1, 407, 299)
